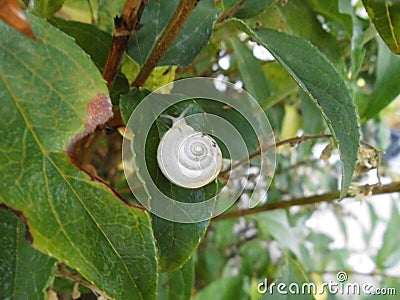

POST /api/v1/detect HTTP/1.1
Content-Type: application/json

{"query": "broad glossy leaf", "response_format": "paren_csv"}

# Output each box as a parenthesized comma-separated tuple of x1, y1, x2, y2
(0, 208, 55, 299)
(0, 15, 157, 300)
(127, 0, 218, 66)
(158, 257, 194, 300)
(361, 37, 400, 119)
(232, 20, 360, 197)
(120, 91, 213, 272)
(230, 38, 270, 104)
(363, 0, 400, 53)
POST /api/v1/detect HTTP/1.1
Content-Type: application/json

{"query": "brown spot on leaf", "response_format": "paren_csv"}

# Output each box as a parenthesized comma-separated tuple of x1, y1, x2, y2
(67, 94, 113, 157)
(85, 94, 114, 132)
(66, 95, 145, 211)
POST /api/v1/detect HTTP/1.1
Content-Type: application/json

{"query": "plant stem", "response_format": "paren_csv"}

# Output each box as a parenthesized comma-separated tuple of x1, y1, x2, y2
(212, 181, 400, 221)
(102, 0, 148, 88)
(217, 0, 247, 23)
(86, 0, 95, 24)
(219, 134, 332, 177)
(55, 263, 110, 299)
(131, 0, 200, 87)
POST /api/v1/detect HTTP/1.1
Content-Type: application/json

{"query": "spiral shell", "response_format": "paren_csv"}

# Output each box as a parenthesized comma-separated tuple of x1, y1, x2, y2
(157, 107, 223, 189)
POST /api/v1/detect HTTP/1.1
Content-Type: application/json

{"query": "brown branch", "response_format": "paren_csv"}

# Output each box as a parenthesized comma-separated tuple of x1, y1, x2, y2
(55, 263, 110, 299)
(217, 0, 247, 23)
(219, 134, 332, 177)
(102, 0, 148, 88)
(212, 181, 400, 221)
(131, 0, 200, 87)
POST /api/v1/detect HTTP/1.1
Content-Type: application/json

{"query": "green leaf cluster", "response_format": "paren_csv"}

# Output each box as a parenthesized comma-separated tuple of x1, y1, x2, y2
(1, 0, 400, 299)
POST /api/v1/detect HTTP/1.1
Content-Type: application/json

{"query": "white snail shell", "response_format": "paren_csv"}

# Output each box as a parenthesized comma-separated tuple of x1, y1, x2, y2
(157, 106, 223, 189)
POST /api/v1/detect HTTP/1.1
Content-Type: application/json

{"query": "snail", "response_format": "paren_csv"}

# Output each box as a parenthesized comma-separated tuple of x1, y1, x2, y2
(157, 105, 223, 189)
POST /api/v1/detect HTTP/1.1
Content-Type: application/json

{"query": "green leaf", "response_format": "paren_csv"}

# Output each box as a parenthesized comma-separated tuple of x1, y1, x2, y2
(262, 61, 299, 109)
(49, 17, 111, 69)
(49, 17, 129, 103)
(232, 20, 360, 197)
(0, 208, 55, 300)
(222, 0, 239, 10)
(0, 15, 157, 300)
(120, 92, 214, 272)
(121, 58, 177, 91)
(158, 257, 194, 300)
(195, 243, 225, 287)
(254, 0, 342, 62)
(280, 104, 302, 142)
(58, 0, 96, 23)
(300, 90, 325, 134)
(376, 203, 400, 269)
(363, 0, 400, 54)
(260, 256, 313, 299)
(233, 0, 274, 19)
(193, 276, 247, 300)
(239, 240, 270, 277)
(152, 216, 209, 272)
(361, 37, 400, 119)
(127, 0, 218, 66)
(230, 38, 270, 104)
(30, 0, 66, 18)
(308, 0, 353, 35)
(255, 210, 301, 258)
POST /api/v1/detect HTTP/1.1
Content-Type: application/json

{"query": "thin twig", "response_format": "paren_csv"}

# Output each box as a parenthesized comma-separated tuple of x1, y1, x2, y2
(86, 0, 95, 24)
(217, 0, 247, 23)
(275, 158, 319, 175)
(55, 263, 110, 299)
(212, 181, 400, 221)
(131, 0, 200, 87)
(219, 134, 332, 177)
(102, 0, 148, 88)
